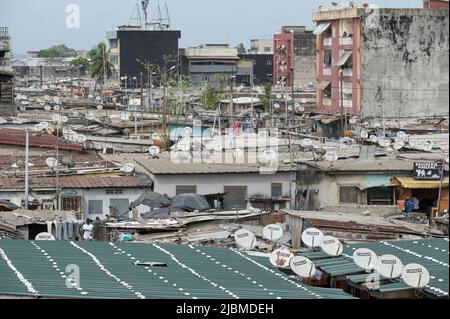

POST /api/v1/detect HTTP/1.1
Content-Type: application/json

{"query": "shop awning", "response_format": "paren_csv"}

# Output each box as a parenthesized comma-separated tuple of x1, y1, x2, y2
(335, 51, 353, 67)
(393, 177, 449, 189)
(359, 176, 393, 190)
(319, 81, 331, 91)
(313, 22, 332, 35)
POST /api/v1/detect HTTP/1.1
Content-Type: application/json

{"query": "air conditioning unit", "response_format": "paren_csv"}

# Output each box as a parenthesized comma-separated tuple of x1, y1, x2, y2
(43, 202, 54, 210)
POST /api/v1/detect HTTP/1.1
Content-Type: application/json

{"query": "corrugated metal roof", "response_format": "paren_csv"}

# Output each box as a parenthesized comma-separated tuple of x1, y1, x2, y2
(0, 175, 151, 190)
(394, 176, 449, 189)
(0, 240, 354, 299)
(0, 128, 83, 151)
(309, 238, 449, 298)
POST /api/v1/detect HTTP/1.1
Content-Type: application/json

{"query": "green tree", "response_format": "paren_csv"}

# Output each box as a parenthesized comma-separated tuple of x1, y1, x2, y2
(236, 43, 246, 55)
(262, 83, 272, 112)
(88, 42, 114, 85)
(69, 56, 89, 75)
(201, 84, 223, 110)
(38, 44, 77, 58)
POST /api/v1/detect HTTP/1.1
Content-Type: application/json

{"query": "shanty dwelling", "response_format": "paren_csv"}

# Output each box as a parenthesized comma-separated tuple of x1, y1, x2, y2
(296, 157, 449, 218)
(103, 154, 294, 212)
(0, 175, 152, 220)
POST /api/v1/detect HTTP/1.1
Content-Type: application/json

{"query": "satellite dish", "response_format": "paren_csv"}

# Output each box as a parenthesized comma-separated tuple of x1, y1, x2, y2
(290, 256, 317, 278)
(445, 154, 449, 164)
(53, 105, 60, 111)
(276, 94, 282, 99)
(263, 224, 283, 241)
(273, 103, 280, 110)
(353, 248, 378, 271)
(121, 163, 135, 173)
(61, 116, 68, 123)
(44, 94, 50, 100)
(183, 127, 193, 136)
(301, 228, 324, 248)
(269, 248, 293, 268)
(234, 229, 256, 250)
(151, 133, 161, 141)
(320, 236, 343, 257)
(35, 232, 55, 241)
(97, 105, 103, 110)
(401, 264, 430, 289)
(149, 146, 160, 157)
(120, 112, 130, 121)
(88, 94, 94, 99)
(86, 111, 96, 121)
(73, 111, 80, 118)
(39, 122, 49, 130)
(61, 157, 76, 168)
(76, 134, 87, 143)
(325, 152, 338, 162)
(45, 157, 58, 169)
(302, 139, 313, 147)
(301, 98, 308, 104)
(421, 142, 433, 152)
(377, 254, 404, 279)
(262, 149, 277, 162)
(370, 135, 378, 143)
(53, 96, 60, 104)
(394, 140, 405, 150)
(313, 148, 327, 156)
(378, 138, 391, 148)
(360, 131, 369, 139)
(349, 117, 358, 125)
(232, 148, 244, 159)
(294, 102, 300, 108)
(52, 114, 62, 124)
(397, 131, 407, 140)
(95, 96, 102, 101)
(44, 105, 51, 111)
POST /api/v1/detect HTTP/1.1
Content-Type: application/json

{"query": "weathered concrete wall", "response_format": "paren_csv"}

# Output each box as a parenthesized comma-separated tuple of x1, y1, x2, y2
(360, 9, 449, 118)
(294, 33, 316, 88)
(319, 205, 402, 216)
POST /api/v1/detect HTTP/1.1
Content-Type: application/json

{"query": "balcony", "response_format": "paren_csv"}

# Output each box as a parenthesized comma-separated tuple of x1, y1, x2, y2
(323, 98, 332, 106)
(339, 37, 353, 46)
(323, 37, 332, 46)
(323, 68, 332, 76)
(0, 57, 10, 66)
(342, 68, 353, 77)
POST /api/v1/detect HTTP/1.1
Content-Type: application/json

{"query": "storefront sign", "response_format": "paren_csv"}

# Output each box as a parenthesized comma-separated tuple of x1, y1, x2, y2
(413, 161, 443, 180)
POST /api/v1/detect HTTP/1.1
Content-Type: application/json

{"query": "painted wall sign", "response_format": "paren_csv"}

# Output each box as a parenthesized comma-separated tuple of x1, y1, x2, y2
(413, 161, 443, 180)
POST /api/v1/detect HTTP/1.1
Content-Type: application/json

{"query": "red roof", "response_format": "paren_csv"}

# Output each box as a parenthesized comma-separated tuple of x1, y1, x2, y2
(0, 128, 83, 151)
(0, 175, 151, 190)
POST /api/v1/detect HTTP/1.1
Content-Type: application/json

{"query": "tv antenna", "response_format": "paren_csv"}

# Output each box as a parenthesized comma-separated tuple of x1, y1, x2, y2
(301, 228, 324, 248)
(263, 224, 283, 241)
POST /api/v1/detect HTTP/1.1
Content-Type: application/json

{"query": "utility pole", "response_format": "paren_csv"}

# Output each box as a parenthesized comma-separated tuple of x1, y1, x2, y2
(39, 65, 43, 88)
(340, 68, 344, 137)
(140, 71, 144, 110)
(24, 128, 29, 209)
(291, 67, 295, 128)
(437, 158, 446, 214)
(55, 124, 60, 211)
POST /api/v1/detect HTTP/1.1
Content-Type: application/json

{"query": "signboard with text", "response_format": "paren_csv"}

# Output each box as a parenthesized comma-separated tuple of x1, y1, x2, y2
(413, 161, 443, 180)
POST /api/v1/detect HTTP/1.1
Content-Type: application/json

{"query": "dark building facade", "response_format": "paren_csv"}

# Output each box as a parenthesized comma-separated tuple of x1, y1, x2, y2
(240, 54, 274, 85)
(107, 27, 181, 87)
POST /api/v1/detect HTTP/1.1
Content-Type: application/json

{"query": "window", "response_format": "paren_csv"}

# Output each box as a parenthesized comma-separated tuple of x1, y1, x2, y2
(88, 200, 103, 215)
(62, 197, 81, 211)
(339, 186, 360, 204)
(106, 189, 123, 195)
(271, 183, 283, 198)
(224, 186, 248, 209)
(176, 185, 197, 195)
(264, 47, 272, 52)
(367, 187, 393, 205)
(267, 74, 273, 80)
(109, 199, 129, 217)
(323, 50, 332, 68)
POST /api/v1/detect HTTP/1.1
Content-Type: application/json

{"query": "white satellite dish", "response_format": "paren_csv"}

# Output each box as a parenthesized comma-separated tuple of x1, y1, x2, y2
(273, 103, 280, 110)
(300, 98, 308, 104)
(44, 105, 51, 111)
(276, 94, 282, 99)
(421, 142, 433, 152)
(378, 138, 391, 148)
(377, 254, 404, 279)
(86, 111, 96, 121)
(151, 133, 161, 141)
(35, 232, 55, 241)
(53, 96, 60, 104)
(95, 96, 102, 101)
(302, 139, 313, 147)
(409, 140, 418, 148)
(149, 146, 160, 157)
(97, 105, 103, 110)
(349, 117, 358, 125)
(353, 248, 378, 271)
(294, 102, 300, 108)
(76, 134, 87, 143)
(290, 256, 317, 278)
(269, 248, 293, 268)
(325, 152, 338, 162)
(397, 131, 407, 140)
(61, 116, 68, 123)
(262, 149, 277, 162)
(263, 224, 283, 241)
(445, 154, 449, 164)
(401, 263, 430, 289)
(88, 94, 94, 99)
(360, 131, 369, 139)
(301, 228, 324, 248)
(234, 229, 256, 250)
(120, 113, 130, 121)
(232, 148, 244, 159)
(53, 105, 60, 111)
(52, 114, 62, 123)
(183, 127, 193, 136)
(39, 122, 49, 130)
(121, 163, 135, 173)
(320, 236, 343, 257)
(45, 157, 58, 168)
(370, 135, 378, 143)
(394, 140, 405, 150)
(44, 94, 50, 100)
(73, 111, 79, 118)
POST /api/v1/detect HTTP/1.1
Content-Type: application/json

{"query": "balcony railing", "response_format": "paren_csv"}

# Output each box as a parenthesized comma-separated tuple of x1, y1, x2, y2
(323, 37, 332, 46)
(0, 57, 10, 66)
(323, 68, 332, 76)
(340, 37, 353, 46)
(0, 27, 9, 38)
(342, 68, 353, 77)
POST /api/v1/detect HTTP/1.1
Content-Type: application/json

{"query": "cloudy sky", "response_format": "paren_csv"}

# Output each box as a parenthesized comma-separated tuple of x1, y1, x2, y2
(1, 0, 421, 55)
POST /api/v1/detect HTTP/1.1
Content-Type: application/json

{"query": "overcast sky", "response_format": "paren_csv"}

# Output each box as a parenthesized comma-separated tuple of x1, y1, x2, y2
(1, 0, 421, 55)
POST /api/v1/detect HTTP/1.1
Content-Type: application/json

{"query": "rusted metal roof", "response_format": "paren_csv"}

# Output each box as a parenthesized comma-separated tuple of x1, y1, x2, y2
(0, 128, 83, 151)
(0, 175, 151, 190)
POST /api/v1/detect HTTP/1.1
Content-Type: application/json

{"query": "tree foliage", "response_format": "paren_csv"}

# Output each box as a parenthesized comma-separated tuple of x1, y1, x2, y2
(262, 83, 272, 112)
(236, 43, 247, 55)
(69, 56, 89, 75)
(38, 44, 77, 58)
(201, 84, 223, 110)
(88, 42, 114, 84)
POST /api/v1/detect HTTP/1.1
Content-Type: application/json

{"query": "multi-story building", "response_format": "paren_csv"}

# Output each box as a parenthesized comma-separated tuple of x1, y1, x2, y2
(423, 0, 449, 9)
(249, 39, 273, 54)
(0, 27, 15, 116)
(273, 26, 316, 89)
(313, 3, 449, 117)
(239, 54, 274, 85)
(107, 26, 181, 87)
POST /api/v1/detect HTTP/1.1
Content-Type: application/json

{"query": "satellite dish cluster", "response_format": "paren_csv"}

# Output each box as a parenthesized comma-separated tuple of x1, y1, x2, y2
(61, 127, 87, 144)
(233, 226, 431, 289)
(301, 139, 338, 163)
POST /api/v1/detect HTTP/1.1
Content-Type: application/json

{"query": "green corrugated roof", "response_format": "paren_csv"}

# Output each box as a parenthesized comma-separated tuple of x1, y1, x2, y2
(0, 240, 354, 299)
(308, 238, 449, 298)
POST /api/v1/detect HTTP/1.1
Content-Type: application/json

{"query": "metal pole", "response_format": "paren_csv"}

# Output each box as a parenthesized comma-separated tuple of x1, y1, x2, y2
(291, 67, 295, 127)
(56, 125, 60, 210)
(437, 158, 446, 213)
(340, 68, 344, 137)
(24, 129, 29, 209)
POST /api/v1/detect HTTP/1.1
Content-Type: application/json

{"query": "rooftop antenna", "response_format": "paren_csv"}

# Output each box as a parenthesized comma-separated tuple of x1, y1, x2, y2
(234, 229, 257, 250)
(320, 236, 343, 257)
(377, 254, 404, 279)
(301, 228, 324, 249)
(402, 264, 430, 289)
(353, 248, 378, 272)
(263, 224, 283, 242)
(290, 256, 317, 278)
(129, 1, 143, 27)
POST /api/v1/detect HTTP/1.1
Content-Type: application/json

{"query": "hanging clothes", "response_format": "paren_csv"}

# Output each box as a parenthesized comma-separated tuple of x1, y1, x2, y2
(62, 221, 68, 240)
(55, 221, 62, 240)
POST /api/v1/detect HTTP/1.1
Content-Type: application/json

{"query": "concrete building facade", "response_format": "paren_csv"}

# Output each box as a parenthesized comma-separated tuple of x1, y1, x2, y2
(239, 54, 274, 85)
(313, 5, 449, 118)
(0, 27, 15, 116)
(249, 39, 274, 54)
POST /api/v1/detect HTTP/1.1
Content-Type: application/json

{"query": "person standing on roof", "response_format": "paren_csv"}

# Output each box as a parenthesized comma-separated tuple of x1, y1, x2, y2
(81, 219, 94, 241)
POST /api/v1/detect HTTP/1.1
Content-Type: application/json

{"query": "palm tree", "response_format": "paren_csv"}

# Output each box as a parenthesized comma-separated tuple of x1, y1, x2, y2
(88, 42, 114, 89)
